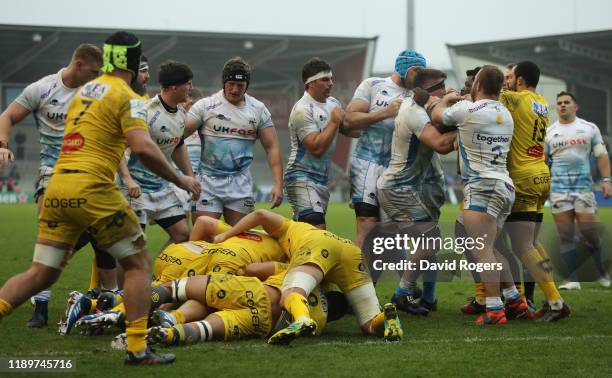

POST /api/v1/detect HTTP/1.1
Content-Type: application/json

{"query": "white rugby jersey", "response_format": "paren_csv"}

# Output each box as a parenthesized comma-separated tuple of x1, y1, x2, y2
(350, 77, 409, 166)
(183, 130, 201, 174)
(188, 90, 273, 176)
(122, 95, 186, 193)
(545, 117, 605, 192)
(15, 69, 78, 168)
(377, 98, 444, 190)
(442, 99, 514, 185)
(285, 92, 342, 185)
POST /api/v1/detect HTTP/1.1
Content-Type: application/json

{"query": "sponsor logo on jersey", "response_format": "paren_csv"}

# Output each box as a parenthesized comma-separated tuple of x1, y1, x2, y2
(381, 90, 389, 96)
(526, 145, 544, 158)
(212, 124, 256, 137)
(472, 133, 511, 145)
(44, 197, 87, 208)
(80, 82, 109, 100)
(156, 136, 181, 145)
(551, 138, 588, 149)
(49, 98, 65, 106)
(61, 132, 85, 153)
(216, 114, 231, 121)
(47, 112, 67, 121)
(531, 101, 548, 117)
(375, 100, 389, 107)
(130, 99, 147, 121)
(237, 232, 263, 242)
(469, 102, 488, 113)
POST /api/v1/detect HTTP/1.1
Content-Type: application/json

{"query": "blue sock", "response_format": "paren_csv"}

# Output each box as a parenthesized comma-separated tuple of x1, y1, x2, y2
(422, 266, 437, 303)
(560, 249, 578, 281)
(395, 277, 414, 297)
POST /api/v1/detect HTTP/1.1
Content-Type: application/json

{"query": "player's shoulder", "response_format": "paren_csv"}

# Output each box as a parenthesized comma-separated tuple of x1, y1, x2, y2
(327, 96, 341, 107)
(576, 117, 598, 131)
(244, 93, 265, 108)
(362, 76, 387, 87)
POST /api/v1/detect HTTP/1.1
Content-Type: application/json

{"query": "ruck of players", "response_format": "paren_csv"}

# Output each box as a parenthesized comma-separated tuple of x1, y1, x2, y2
(0, 30, 610, 367)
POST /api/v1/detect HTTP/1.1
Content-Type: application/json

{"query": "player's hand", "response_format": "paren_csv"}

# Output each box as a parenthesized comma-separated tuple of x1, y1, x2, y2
(602, 181, 612, 199)
(442, 92, 462, 106)
(178, 175, 201, 201)
(0, 148, 14, 167)
(126, 180, 141, 198)
(384, 99, 402, 118)
(213, 232, 229, 244)
(331, 106, 345, 125)
(269, 185, 283, 209)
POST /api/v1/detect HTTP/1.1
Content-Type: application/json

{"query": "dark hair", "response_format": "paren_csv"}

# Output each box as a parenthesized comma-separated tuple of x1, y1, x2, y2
(506, 62, 517, 69)
(158, 61, 193, 88)
(222, 57, 251, 86)
(465, 66, 481, 78)
(105, 31, 139, 46)
(140, 55, 148, 63)
(556, 91, 577, 103)
(476, 65, 504, 96)
(73, 44, 102, 64)
(514, 61, 540, 88)
(302, 57, 331, 84)
(413, 68, 447, 91)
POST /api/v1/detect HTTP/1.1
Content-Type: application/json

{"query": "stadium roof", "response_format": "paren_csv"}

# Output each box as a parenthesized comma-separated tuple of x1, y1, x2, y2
(447, 29, 612, 92)
(0, 24, 377, 93)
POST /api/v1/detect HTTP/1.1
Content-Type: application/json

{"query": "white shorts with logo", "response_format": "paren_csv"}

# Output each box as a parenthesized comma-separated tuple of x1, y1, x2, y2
(378, 182, 445, 223)
(194, 170, 254, 215)
(34, 166, 53, 202)
(125, 185, 185, 226)
(550, 191, 597, 214)
(463, 178, 515, 227)
(170, 182, 192, 212)
(285, 180, 330, 219)
(350, 157, 385, 207)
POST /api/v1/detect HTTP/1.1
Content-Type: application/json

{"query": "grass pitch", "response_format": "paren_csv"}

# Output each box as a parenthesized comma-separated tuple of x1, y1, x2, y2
(1, 203, 611, 377)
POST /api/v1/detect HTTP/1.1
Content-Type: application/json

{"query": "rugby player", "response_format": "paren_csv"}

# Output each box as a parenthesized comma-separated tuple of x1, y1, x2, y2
(118, 61, 195, 249)
(433, 65, 529, 324)
(184, 57, 283, 225)
(545, 91, 611, 289)
(0, 31, 202, 365)
(213, 209, 404, 344)
(284, 58, 351, 229)
(0, 44, 115, 328)
(344, 50, 425, 250)
(502, 61, 570, 321)
(131, 55, 150, 98)
(377, 68, 457, 315)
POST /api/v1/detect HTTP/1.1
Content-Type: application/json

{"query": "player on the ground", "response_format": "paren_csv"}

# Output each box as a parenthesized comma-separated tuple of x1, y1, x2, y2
(284, 58, 351, 229)
(0, 44, 110, 328)
(118, 61, 195, 249)
(377, 68, 457, 315)
(183, 57, 283, 226)
(501, 61, 570, 321)
(546, 91, 611, 290)
(213, 209, 404, 344)
(344, 50, 425, 250)
(433, 65, 529, 324)
(0, 31, 202, 365)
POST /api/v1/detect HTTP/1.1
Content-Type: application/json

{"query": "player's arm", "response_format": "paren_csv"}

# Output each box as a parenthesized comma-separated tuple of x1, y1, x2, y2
(190, 215, 227, 242)
(344, 98, 401, 131)
(0, 102, 31, 166)
(592, 133, 612, 198)
(172, 142, 194, 177)
(213, 209, 285, 243)
(259, 126, 284, 208)
(243, 262, 288, 281)
(400, 99, 457, 154)
(301, 106, 344, 157)
(418, 125, 457, 154)
(125, 128, 200, 199)
(117, 157, 141, 198)
(183, 116, 200, 139)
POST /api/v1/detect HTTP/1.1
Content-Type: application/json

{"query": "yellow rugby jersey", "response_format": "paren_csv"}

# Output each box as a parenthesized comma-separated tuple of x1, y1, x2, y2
(55, 74, 147, 182)
(153, 242, 206, 284)
(499, 90, 550, 178)
(215, 220, 286, 263)
(275, 219, 354, 259)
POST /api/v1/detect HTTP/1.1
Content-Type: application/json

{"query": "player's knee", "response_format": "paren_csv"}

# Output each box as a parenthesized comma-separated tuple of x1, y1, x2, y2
(28, 263, 61, 290)
(297, 212, 326, 227)
(112, 235, 149, 271)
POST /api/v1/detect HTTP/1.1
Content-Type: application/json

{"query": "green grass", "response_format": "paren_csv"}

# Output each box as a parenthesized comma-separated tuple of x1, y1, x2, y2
(1, 203, 612, 377)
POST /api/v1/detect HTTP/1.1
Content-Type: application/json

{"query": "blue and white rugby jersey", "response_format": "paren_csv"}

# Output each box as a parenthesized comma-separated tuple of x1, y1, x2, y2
(377, 98, 444, 189)
(188, 90, 273, 176)
(350, 77, 409, 166)
(285, 92, 342, 185)
(15, 69, 79, 168)
(442, 99, 514, 185)
(545, 117, 605, 192)
(184, 130, 201, 174)
(122, 95, 186, 193)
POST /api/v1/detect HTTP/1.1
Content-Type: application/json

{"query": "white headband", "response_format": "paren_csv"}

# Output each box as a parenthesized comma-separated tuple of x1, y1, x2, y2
(305, 70, 333, 85)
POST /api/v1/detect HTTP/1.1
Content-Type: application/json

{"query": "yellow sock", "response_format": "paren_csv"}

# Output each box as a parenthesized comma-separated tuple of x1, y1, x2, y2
(369, 312, 385, 336)
(535, 243, 552, 262)
(166, 327, 178, 344)
(520, 247, 561, 303)
(475, 283, 486, 304)
(0, 298, 13, 317)
(171, 310, 186, 324)
(112, 302, 127, 317)
(125, 315, 148, 354)
(88, 259, 99, 291)
(516, 283, 524, 296)
(284, 292, 310, 321)
(114, 293, 124, 306)
(90, 299, 98, 310)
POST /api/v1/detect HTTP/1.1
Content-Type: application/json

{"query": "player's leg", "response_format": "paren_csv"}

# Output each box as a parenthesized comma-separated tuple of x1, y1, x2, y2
(158, 215, 190, 246)
(222, 170, 255, 226)
(575, 209, 609, 286)
(285, 180, 328, 229)
(191, 172, 224, 225)
(351, 160, 383, 248)
(553, 207, 580, 288)
(149, 312, 225, 346)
